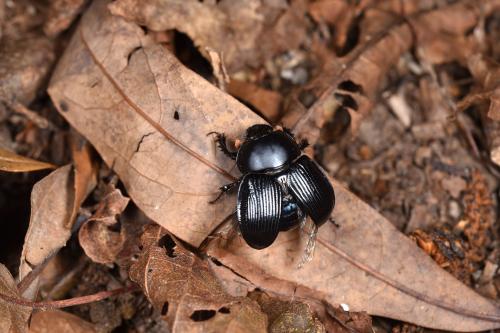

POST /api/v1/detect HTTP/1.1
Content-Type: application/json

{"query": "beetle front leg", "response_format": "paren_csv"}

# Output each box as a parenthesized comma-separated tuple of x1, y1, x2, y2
(209, 180, 239, 204)
(208, 132, 238, 160)
(282, 127, 309, 151)
(329, 217, 340, 228)
(298, 138, 309, 150)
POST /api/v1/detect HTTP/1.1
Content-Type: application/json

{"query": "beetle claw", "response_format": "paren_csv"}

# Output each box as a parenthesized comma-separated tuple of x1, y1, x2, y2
(209, 132, 238, 160)
(209, 181, 239, 204)
(329, 218, 340, 228)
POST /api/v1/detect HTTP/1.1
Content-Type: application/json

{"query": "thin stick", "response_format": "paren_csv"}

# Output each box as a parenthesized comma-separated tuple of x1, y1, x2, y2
(17, 253, 57, 294)
(0, 285, 139, 310)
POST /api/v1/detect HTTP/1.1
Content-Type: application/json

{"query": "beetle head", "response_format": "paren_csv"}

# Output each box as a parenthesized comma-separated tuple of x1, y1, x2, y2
(245, 124, 274, 141)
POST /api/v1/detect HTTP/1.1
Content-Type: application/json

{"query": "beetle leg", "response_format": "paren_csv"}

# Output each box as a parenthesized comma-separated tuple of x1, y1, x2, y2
(282, 126, 295, 138)
(298, 222, 318, 268)
(209, 180, 239, 204)
(329, 217, 340, 228)
(208, 131, 237, 160)
(282, 127, 308, 150)
(298, 138, 309, 150)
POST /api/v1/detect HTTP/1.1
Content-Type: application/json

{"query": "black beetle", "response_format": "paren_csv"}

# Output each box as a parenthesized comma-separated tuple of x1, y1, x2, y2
(210, 124, 335, 250)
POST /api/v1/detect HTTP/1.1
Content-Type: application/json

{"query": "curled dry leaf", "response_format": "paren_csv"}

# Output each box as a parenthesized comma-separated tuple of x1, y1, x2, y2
(284, 1, 495, 143)
(0, 264, 31, 333)
(19, 145, 96, 298)
(108, 0, 308, 73)
(48, 1, 500, 331)
(228, 80, 282, 122)
(69, 133, 98, 226)
(19, 165, 74, 299)
(459, 54, 500, 165)
(460, 54, 500, 120)
(0, 147, 55, 172)
(78, 188, 130, 264)
(129, 225, 267, 333)
(308, 0, 356, 52)
(29, 310, 96, 333)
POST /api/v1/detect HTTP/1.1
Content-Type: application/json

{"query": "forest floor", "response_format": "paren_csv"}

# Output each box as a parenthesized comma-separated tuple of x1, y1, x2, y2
(0, 0, 499, 332)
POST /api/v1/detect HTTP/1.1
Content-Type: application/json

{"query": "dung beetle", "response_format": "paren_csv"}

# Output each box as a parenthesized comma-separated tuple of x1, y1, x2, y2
(210, 124, 335, 250)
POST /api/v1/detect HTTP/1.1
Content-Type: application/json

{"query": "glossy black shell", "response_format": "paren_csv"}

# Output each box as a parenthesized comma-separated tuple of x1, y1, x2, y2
(236, 127, 301, 174)
(234, 125, 335, 249)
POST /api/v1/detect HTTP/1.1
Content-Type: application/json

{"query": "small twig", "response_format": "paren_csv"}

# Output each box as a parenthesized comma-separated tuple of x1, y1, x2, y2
(17, 252, 60, 294)
(0, 285, 140, 310)
(8, 101, 55, 130)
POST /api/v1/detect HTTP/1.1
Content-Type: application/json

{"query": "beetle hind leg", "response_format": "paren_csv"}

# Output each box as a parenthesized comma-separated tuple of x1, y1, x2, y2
(208, 132, 237, 160)
(298, 221, 318, 268)
(329, 217, 340, 228)
(209, 180, 239, 204)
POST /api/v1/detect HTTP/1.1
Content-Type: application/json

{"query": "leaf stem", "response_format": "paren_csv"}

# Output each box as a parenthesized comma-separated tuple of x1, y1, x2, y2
(0, 285, 139, 310)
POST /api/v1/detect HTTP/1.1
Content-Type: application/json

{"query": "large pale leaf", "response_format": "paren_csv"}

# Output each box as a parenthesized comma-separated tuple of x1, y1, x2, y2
(208, 179, 500, 331)
(48, 0, 262, 247)
(47, 1, 500, 330)
(78, 188, 130, 264)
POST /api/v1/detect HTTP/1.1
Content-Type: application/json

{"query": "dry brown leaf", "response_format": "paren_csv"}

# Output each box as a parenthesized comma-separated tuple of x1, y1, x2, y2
(108, 0, 308, 73)
(459, 54, 500, 165)
(48, 1, 500, 330)
(464, 54, 500, 120)
(17, 151, 95, 298)
(18, 165, 74, 299)
(0, 147, 55, 173)
(228, 79, 282, 122)
(0, 264, 31, 333)
(308, 0, 353, 51)
(78, 188, 130, 264)
(0, 36, 54, 106)
(49, 0, 261, 247)
(130, 225, 267, 333)
(29, 310, 96, 333)
(283, 1, 494, 143)
(69, 133, 98, 226)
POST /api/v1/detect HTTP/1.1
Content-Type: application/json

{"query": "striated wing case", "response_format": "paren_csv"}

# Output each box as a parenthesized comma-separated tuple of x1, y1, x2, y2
(237, 174, 282, 249)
